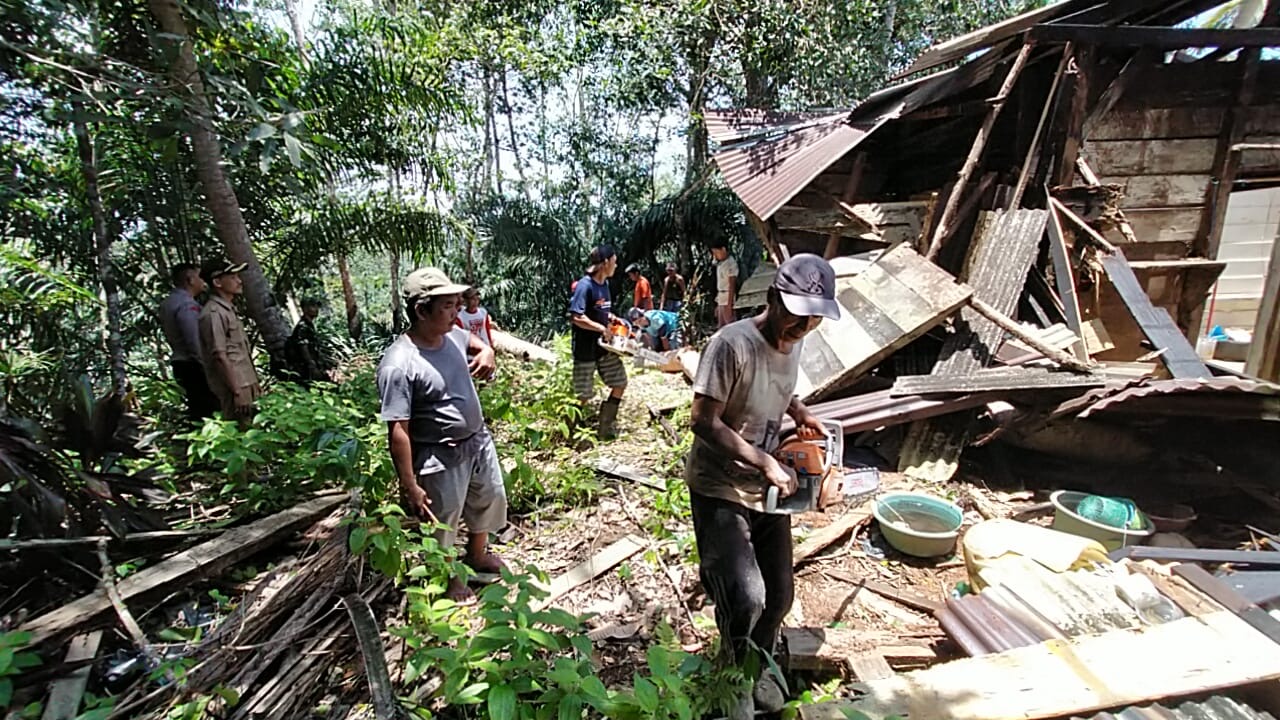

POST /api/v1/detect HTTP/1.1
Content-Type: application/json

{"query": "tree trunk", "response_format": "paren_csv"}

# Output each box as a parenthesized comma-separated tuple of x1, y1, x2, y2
(282, 0, 307, 61)
(337, 253, 362, 340)
(683, 27, 717, 186)
(499, 65, 531, 201)
(148, 0, 291, 359)
(73, 117, 128, 394)
(483, 64, 503, 197)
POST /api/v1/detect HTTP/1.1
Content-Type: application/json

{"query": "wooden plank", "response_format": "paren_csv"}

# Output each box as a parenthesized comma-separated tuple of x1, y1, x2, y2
(849, 653, 896, 681)
(799, 610, 1280, 720)
(899, 210, 1048, 482)
(1052, 45, 1091, 187)
(1099, 252, 1209, 378)
(0, 529, 219, 552)
(18, 492, 347, 647)
(532, 534, 645, 611)
(793, 510, 872, 565)
(1246, 217, 1280, 382)
(1045, 203, 1086, 358)
(1011, 48, 1072, 210)
(782, 627, 939, 674)
(1112, 207, 1204, 245)
(795, 245, 972, 401)
(891, 366, 1104, 396)
(1084, 136, 1280, 176)
(42, 631, 103, 720)
(1096, 174, 1210, 208)
(1029, 24, 1280, 48)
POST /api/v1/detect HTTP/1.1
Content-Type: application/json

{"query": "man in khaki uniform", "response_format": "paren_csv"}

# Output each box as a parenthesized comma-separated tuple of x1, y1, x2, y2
(198, 259, 261, 419)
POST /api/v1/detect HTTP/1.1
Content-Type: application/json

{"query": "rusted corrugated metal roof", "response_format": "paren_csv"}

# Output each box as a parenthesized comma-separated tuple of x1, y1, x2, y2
(706, 109, 850, 146)
(710, 114, 880, 221)
(1050, 377, 1280, 419)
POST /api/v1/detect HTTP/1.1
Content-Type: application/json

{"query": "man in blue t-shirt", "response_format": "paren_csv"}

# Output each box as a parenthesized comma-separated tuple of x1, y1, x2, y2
(568, 245, 628, 438)
(628, 307, 681, 351)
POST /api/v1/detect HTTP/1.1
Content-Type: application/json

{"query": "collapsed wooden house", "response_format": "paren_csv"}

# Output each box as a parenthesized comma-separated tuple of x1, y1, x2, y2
(712, 0, 1280, 380)
(710, 0, 1280, 483)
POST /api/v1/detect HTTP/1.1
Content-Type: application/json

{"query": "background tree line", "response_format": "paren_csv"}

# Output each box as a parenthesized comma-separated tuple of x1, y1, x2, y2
(0, 0, 1040, 415)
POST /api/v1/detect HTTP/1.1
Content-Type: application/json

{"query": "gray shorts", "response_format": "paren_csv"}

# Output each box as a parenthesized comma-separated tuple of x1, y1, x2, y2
(418, 431, 508, 551)
(573, 353, 628, 400)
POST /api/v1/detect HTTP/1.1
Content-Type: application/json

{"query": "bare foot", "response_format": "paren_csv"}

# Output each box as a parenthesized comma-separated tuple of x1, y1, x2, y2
(465, 551, 508, 575)
(445, 577, 476, 604)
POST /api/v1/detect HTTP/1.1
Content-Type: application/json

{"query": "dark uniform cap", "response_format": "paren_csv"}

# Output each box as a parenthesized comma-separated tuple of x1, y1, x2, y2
(201, 259, 247, 283)
(771, 253, 841, 320)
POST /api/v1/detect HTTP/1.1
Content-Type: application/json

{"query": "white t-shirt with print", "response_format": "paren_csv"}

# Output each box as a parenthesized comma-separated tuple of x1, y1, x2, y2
(715, 256, 739, 306)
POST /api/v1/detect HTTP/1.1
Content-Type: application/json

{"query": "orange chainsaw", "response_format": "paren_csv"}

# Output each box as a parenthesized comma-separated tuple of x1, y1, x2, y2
(764, 420, 845, 514)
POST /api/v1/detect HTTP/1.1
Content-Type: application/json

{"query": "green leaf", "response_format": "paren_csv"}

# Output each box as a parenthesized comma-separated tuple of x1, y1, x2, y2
(487, 683, 516, 720)
(248, 123, 276, 141)
(633, 677, 659, 713)
(284, 134, 303, 167)
(0, 647, 13, 675)
(0, 678, 12, 708)
(349, 526, 369, 554)
(453, 682, 489, 705)
(557, 693, 583, 720)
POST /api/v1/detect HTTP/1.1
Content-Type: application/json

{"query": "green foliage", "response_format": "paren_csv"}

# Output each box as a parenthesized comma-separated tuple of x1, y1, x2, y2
(0, 631, 41, 710)
(183, 362, 392, 513)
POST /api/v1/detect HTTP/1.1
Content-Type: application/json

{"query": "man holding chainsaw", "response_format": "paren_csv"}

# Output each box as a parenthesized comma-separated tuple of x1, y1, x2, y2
(685, 253, 841, 719)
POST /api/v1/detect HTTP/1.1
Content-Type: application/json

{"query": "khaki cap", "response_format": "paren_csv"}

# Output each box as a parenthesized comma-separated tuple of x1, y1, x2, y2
(403, 267, 469, 300)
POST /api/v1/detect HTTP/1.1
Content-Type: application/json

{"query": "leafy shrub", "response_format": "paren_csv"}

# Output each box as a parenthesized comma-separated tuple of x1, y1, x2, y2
(183, 362, 392, 513)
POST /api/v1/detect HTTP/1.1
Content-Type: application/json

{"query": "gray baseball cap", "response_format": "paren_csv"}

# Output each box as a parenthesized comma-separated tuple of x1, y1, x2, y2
(772, 254, 841, 320)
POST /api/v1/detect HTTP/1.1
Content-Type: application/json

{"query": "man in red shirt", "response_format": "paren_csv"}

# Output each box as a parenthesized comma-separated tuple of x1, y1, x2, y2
(626, 264, 654, 312)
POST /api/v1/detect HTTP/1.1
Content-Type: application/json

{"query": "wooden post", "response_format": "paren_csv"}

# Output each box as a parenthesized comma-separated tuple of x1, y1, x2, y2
(1052, 45, 1092, 187)
(1011, 45, 1071, 210)
(925, 42, 1034, 260)
(1045, 201, 1087, 359)
(967, 296, 1093, 372)
(824, 153, 866, 259)
(749, 211, 786, 265)
(1246, 225, 1280, 382)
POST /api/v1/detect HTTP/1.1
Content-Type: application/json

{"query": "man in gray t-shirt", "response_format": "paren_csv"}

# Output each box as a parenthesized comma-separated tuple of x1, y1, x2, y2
(685, 254, 840, 719)
(377, 267, 506, 602)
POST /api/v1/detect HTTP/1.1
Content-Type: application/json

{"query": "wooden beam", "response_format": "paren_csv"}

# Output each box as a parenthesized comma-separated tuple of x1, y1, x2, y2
(1052, 46, 1092, 187)
(1099, 252, 1210, 378)
(1028, 24, 1280, 48)
(1011, 47, 1072, 209)
(1045, 201, 1087, 358)
(1049, 197, 1118, 253)
(1246, 222, 1280, 382)
(891, 366, 1103, 396)
(825, 153, 867, 259)
(799, 610, 1280, 720)
(17, 492, 347, 647)
(926, 43, 1034, 260)
(967, 297, 1094, 372)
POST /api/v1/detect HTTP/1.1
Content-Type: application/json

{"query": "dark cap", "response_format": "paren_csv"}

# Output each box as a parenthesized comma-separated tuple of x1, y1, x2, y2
(301, 296, 324, 308)
(626, 263, 640, 274)
(772, 253, 841, 320)
(201, 258, 247, 283)
(403, 267, 469, 300)
(586, 245, 616, 273)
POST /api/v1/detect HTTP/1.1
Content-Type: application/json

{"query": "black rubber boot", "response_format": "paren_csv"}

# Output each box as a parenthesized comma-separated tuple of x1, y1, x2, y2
(599, 396, 622, 440)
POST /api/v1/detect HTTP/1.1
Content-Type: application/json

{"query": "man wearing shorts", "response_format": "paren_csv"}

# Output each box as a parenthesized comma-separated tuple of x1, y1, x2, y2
(377, 267, 506, 602)
(569, 245, 628, 439)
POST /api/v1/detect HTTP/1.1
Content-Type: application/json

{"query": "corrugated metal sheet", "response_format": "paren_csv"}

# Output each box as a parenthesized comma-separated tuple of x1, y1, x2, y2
(710, 116, 879, 221)
(1082, 695, 1277, 720)
(705, 109, 850, 146)
(940, 559, 1139, 656)
(1052, 377, 1280, 419)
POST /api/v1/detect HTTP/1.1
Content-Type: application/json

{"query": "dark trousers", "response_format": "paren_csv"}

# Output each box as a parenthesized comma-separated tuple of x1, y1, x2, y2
(690, 491, 794, 664)
(172, 360, 218, 420)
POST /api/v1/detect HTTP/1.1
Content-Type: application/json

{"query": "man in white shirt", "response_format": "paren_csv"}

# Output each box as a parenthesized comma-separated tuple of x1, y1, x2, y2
(711, 240, 738, 327)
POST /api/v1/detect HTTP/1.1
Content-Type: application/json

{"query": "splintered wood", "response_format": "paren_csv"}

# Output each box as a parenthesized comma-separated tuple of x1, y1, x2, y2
(795, 245, 972, 402)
